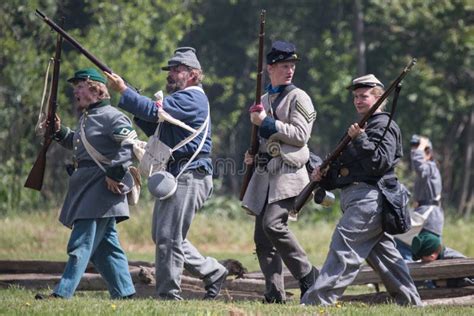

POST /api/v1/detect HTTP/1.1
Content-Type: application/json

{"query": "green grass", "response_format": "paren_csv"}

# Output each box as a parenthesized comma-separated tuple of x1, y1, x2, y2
(1, 198, 474, 314)
(2, 286, 474, 316)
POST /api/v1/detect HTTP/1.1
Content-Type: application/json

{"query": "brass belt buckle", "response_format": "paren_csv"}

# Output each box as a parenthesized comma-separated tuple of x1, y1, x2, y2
(339, 167, 349, 177)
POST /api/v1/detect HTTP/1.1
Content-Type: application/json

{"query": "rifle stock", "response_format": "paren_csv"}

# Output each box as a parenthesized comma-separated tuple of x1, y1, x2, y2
(239, 10, 266, 201)
(24, 141, 50, 190)
(293, 58, 417, 213)
(35, 9, 139, 93)
(24, 28, 64, 191)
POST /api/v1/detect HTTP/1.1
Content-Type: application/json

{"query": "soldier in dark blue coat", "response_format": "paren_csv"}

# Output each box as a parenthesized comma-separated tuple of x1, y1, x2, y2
(36, 68, 136, 300)
(106, 47, 227, 300)
(301, 74, 422, 306)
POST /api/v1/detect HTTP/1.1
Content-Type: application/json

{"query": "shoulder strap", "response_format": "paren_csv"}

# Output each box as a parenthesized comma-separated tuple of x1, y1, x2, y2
(176, 111, 210, 179)
(170, 109, 209, 152)
(372, 84, 402, 152)
(79, 116, 110, 172)
(270, 84, 297, 119)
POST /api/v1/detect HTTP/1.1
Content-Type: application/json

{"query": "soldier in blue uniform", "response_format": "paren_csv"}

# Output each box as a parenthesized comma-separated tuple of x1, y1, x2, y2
(301, 74, 422, 306)
(106, 47, 228, 300)
(36, 68, 136, 300)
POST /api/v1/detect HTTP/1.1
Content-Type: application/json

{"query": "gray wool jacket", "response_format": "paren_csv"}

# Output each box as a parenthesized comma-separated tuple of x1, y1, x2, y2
(55, 99, 135, 228)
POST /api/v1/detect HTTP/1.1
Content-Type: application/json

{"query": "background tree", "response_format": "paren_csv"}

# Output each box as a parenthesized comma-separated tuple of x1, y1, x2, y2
(0, 0, 471, 217)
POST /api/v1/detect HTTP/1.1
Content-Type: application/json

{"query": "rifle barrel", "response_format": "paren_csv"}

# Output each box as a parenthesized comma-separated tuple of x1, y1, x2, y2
(239, 9, 266, 201)
(35, 9, 139, 92)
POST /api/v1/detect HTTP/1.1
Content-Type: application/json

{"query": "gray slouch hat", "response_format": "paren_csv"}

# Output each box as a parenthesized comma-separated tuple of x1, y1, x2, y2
(162, 47, 202, 71)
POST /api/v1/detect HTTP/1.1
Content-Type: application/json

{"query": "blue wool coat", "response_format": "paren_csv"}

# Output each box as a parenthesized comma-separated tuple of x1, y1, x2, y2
(118, 86, 212, 177)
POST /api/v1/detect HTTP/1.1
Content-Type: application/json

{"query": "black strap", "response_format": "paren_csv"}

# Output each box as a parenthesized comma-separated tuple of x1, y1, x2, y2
(417, 200, 440, 206)
(270, 84, 297, 120)
(372, 83, 402, 152)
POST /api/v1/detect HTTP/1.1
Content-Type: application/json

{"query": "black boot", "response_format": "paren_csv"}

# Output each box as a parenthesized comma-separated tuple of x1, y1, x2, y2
(262, 284, 285, 304)
(35, 293, 62, 300)
(203, 269, 228, 300)
(299, 266, 318, 299)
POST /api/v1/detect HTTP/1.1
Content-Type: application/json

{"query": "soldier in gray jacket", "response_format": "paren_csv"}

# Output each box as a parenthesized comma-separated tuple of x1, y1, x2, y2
(35, 68, 136, 300)
(395, 135, 444, 261)
(302, 74, 422, 306)
(242, 41, 318, 303)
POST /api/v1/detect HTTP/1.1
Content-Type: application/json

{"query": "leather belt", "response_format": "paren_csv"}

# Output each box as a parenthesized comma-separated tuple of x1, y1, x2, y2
(76, 160, 98, 168)
(417, 200, 440, 206)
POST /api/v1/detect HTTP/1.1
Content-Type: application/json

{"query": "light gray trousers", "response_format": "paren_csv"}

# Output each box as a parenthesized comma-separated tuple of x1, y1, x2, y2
(152, 171, 226, 300)
(301, 182, 422, 306)
(254, 197, 313, 301)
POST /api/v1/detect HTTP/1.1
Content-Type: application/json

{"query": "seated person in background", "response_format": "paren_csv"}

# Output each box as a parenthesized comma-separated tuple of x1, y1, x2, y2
(411, 231, 474, 288)
(395, 135, 444, 261)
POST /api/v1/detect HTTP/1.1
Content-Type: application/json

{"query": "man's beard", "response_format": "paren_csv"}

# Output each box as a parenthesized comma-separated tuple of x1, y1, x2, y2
(166, 77, 187, 94)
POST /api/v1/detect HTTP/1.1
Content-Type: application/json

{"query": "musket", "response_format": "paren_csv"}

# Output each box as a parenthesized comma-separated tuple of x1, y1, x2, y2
(35, 9, 139, 92)
(24, 30, 63, 191)
(292, 58, 417, 213)
(239, 10, 266, 201)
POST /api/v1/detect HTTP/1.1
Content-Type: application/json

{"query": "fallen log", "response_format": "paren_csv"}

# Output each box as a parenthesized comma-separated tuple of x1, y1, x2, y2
(243, 258, 474, 287)
(0, 266, 266, 294)
(423, 294, 474, 306)
(2, 258, 474, 303)
(0, 259, 242, 276)
(0, 260, 96, 274)
(133, 283, 263, 301)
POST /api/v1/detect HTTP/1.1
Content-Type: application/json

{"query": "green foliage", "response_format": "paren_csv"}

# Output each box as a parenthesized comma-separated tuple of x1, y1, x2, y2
(0, 0, 198, 214)
(0, 0, 472, 215)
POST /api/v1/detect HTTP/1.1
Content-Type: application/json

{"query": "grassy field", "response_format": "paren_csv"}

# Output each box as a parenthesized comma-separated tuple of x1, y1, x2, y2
(3, 286, 474, 316)
(1, 198, 474, 315)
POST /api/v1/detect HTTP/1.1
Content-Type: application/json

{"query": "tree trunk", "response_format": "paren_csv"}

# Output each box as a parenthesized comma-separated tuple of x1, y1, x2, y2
(460, 108, 474, 217)
(354, 0, 366, 76)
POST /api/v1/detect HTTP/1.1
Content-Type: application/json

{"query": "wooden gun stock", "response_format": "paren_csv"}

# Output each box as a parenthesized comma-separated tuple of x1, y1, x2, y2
(293, 58, 417, 213)
(239, 10, 266, 201)
(24, 140, 51, 190)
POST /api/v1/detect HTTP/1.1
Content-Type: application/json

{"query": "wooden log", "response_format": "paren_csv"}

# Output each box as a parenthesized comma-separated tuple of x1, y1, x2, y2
(0, 267, 143, 291)
(340, 287, 474, 304)
(2, 258, 474, 302)
(243, 258, 474, 288)
(0, 260, 144, 275)
(128, 260, 154, 268)
(2, 270, 473, 304)
(132, 266, 267, 293)
(134, 283, 263, 301)
(0, 273, 105, 290)
(423, 294, 474, 306)
(352, 259, 474, 285)
(0, 260, 96, 274)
